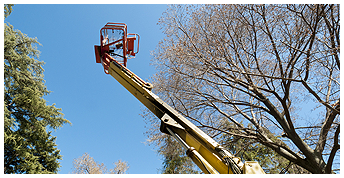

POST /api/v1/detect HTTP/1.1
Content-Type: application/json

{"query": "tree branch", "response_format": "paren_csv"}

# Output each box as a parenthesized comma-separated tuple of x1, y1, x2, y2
(325, 124, 340, 173)
(315, 100, 340, 155)
(301, 80, 340, 115)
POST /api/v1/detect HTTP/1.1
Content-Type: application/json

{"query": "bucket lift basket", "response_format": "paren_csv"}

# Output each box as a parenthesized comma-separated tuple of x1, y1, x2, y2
(95, 22, 139, 73)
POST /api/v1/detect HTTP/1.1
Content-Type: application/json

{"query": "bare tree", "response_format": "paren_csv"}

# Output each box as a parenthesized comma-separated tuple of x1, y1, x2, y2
(72, 153, 129, 174)
(148, 4, 339, 174)
(109, 160, 130, 174)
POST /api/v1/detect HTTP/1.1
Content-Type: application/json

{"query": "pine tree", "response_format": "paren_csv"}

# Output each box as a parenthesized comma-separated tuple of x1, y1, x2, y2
(4, 4, 71, 174)
(159, 136, 200, 174)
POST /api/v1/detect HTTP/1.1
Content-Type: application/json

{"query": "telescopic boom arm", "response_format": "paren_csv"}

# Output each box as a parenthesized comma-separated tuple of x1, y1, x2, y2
(94, 22, 265, 174)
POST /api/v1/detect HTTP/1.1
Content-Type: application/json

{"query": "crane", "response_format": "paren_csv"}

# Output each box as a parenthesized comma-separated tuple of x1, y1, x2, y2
(94, 22, 265, 174)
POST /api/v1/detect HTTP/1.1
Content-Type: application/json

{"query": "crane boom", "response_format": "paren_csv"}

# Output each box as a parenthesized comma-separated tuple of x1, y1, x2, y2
(106, 57, 264, 174)
(95, 22, 265, 174)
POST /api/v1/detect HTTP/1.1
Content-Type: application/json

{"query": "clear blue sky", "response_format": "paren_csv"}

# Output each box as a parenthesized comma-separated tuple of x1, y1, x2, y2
(5, 4, 168, 174)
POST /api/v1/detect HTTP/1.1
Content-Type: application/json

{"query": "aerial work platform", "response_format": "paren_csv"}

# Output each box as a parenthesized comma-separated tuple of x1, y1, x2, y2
(94, 22, 265, 174)
(94, 22, 139, 73)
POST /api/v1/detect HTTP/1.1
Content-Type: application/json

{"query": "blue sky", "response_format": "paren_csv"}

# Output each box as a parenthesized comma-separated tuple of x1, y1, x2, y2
(5, 4, 168, 174)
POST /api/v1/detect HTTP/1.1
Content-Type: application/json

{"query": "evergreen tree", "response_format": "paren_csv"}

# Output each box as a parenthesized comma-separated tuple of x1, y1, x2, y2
(159, 136, 200, 174)
(4, 4, 71, 174)
(219, 122, 309, 173)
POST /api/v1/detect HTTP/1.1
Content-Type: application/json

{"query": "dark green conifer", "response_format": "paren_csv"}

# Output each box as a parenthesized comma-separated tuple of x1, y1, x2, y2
(4, 4, 71, 174)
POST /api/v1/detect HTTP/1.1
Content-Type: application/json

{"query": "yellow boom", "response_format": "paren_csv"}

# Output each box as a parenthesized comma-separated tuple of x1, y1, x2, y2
(95, 22, 265, 174)
(106, 59, 265, 174)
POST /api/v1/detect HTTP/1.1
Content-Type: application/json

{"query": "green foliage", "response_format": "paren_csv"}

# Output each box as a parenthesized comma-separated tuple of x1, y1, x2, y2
(162, 155, 194, 174)
(4, 10, 70, 174)
(219, 121, 308, 174)
(220, 134, 286, 174)
(156, 117, 308, 174)
(158, 136, 200, 174)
